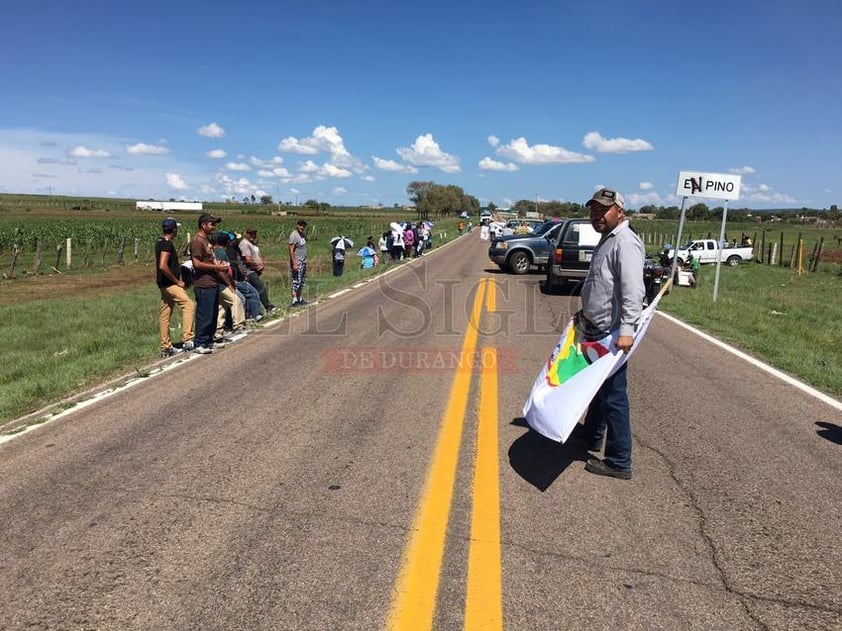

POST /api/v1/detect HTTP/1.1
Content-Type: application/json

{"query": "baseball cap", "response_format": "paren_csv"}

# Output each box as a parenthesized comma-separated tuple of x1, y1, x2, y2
(586, 188, 625, 210)
(162, 217, 181, 231)
(198, 213, 222, 227)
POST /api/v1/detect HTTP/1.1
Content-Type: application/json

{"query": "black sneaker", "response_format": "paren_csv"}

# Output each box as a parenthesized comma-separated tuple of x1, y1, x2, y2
(585, 458, 632, 480)
(160, 347, 184, 358)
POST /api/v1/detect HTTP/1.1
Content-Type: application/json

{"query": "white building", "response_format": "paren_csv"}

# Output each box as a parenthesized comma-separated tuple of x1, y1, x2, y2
(136, 200, 203, 212)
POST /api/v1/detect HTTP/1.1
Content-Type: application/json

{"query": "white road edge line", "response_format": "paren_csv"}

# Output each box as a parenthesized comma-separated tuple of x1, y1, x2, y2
(0, 353, 204, 446)
(657, 311, 842, 411)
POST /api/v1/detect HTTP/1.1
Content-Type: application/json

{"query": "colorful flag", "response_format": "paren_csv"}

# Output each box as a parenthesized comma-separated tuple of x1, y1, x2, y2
(522, 293, 663, 443)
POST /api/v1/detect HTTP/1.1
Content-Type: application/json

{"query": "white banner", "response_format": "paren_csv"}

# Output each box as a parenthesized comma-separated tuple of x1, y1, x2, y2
(522, 293, 663, 443)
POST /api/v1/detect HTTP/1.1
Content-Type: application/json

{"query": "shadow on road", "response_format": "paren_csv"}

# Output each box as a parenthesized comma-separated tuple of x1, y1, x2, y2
(816, 421, 842, 445)
(507, 418, 587, 491)
(539, 279, 583, 296)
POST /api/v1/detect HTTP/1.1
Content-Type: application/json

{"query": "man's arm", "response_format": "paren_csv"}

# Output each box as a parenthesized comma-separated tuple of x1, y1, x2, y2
(288, 241, 298, 271)
(616, 237, 646, 353)
(157, 249, 184, 288)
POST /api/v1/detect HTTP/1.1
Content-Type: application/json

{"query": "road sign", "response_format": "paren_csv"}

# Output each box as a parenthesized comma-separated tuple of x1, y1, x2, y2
(676, 170, 741, 201)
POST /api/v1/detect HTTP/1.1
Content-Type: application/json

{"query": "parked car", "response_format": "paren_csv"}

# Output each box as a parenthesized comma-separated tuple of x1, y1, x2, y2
(668, 239, 754, 266)
(488, 220, 564, 274)
(545, 219, 670, 302)
(544, 219, 600, 290)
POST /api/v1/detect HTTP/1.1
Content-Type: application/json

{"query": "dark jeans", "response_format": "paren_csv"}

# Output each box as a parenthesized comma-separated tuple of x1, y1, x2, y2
(247, 270, 273, 309)
(194, 285, 221, 347)
(583, 362, 632, 471)
(236, 281, 262, 319)
(333, 259, 344, 276)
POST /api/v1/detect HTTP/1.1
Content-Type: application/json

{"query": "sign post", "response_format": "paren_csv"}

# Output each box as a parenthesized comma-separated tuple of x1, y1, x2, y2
(675, 171, 741, 302)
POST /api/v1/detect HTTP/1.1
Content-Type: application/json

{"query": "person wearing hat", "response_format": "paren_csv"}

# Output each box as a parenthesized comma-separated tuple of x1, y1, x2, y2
(156, 217, 195, 357)
(288, 220, 308, 306)
(577, 187, 645, 480)
(189, 213, 229, 354)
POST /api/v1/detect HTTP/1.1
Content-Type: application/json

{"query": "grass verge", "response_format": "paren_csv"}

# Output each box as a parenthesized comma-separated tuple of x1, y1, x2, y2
(659, 261, 842, 397)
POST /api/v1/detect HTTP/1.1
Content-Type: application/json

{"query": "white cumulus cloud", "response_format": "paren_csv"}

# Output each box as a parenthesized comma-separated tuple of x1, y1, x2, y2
(729, 165, 756, 175)
(332, 186, 348, 195)
(496, 137, 594, 164)
(639, 182, 655, 190)
(225, 162, 250, 172)
(69, 146, 111, 158)
(627, 192, 663, 207)
(166, 173, 188, 190)
(278, 125, 359, 168)
(487, 135, 500, 147)
(322, 163, 352, 178)
(207, 149, 227, 159)
(198, 122, 226, 138)
(396, 133, 460, 173)
(372, 156, 418, 173)
(582, 131, 653, 153)
(478, 157, 519, 172)
(126, 143, 169, 155)
(361, 175, 375, 182)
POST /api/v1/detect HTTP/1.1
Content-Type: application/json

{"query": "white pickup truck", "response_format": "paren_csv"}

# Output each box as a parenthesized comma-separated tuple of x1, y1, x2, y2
(668, 239, 754, 266)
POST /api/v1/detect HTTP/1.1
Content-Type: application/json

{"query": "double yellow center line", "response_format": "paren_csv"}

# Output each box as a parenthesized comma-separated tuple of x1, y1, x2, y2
(386, 278, 502, 631)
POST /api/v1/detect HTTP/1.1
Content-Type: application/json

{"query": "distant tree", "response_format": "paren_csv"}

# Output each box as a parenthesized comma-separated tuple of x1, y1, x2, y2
(303, 198, 319, 208)
(487, 201, 498, 212)
(242, 196, 250, 204)
(655, 206, 680, 220)
(250, 194, 256, 204)
(687, 202, 710, 220)
(168, 198, 176, 202)
(260, 194, 273, 205)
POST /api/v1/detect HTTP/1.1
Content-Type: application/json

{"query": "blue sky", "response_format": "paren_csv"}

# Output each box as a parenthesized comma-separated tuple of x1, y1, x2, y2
(2, 0, 840, 209)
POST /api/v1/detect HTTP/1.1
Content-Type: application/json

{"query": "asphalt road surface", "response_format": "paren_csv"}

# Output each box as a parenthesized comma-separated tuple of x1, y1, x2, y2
(2, 232, 840, 630)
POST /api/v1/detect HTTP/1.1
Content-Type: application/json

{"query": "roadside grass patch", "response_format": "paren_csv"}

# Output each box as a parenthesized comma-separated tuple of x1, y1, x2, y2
(660, 262, 842, 397)
(2, 287, 159, 421)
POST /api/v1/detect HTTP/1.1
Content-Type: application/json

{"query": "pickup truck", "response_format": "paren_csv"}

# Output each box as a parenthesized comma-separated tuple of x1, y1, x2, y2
(668, 239, 754, 266)
(544, 218, 601, 290)
(488, 220, 564, 274)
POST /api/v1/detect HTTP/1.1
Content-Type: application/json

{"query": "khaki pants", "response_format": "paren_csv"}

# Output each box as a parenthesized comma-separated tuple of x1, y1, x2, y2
(217, 286, 246, 333)
(159, 285, 195, 350)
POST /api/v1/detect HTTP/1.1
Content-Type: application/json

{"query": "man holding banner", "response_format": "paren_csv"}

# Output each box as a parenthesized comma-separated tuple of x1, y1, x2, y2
(576, 187, 645, 479)
(523, 187, 649, 480)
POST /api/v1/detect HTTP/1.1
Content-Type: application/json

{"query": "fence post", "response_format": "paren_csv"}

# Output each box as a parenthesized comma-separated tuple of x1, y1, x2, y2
(812, 238, 825, 272)
(778, 232, 784, 267)
(7, 243, 20, 278)
(117, 237, 126, 264)
(33, 240, 43, 274)
(66, 237, 72, 269)
(101, 238, 109, 266)
(769, 243, 777, 266)
(54, 244, 63, 270)
(134, 238, 141, 263)
(760, 229, 767, 263)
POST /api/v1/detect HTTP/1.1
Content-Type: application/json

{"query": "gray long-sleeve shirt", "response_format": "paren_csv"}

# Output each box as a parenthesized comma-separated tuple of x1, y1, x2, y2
(580, 219, 645, 337)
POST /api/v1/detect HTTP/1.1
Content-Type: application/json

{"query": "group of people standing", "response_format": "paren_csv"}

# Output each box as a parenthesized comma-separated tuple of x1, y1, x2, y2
(156, 214, 310, 357)
(379, 221, 432, 261)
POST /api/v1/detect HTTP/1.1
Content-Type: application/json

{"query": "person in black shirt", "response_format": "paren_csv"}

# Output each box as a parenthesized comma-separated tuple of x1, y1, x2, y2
(156, 217, 195, 357)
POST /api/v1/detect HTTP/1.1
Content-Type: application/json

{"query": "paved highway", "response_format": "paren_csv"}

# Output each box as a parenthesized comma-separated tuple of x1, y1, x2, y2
(1, 232, 840, 630)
